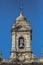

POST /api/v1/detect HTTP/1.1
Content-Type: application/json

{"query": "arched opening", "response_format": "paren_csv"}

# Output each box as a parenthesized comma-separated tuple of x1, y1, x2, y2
(18, 37, 24, 49)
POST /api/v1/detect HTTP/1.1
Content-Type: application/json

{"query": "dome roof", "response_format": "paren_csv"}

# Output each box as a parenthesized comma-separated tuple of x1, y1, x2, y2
(16, 13, 26, 21)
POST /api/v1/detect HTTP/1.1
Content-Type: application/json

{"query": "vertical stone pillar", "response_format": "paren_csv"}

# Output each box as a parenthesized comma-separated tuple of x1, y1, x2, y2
(10, 32, 16, 60)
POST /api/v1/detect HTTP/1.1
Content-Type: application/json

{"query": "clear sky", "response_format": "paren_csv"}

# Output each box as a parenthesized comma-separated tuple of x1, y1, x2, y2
(0, 0, 43, 59)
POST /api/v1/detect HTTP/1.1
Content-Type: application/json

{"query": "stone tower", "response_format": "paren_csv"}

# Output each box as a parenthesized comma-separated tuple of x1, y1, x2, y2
(10, 12, 32, 63)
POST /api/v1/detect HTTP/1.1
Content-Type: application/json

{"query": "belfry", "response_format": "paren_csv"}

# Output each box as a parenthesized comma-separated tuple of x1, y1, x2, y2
(10, 6, 33, 63)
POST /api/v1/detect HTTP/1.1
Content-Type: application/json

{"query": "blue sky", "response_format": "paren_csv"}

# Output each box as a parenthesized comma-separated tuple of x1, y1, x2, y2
(0, 0, 43, 58)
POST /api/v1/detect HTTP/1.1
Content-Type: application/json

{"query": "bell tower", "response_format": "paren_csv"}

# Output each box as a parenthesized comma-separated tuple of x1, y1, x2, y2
(10, 12, 32, 63)
(10, 1, 32, 63)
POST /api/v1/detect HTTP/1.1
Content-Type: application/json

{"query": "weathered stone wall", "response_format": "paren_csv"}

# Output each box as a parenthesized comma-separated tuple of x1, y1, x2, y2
(0, 63, 43, 65)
